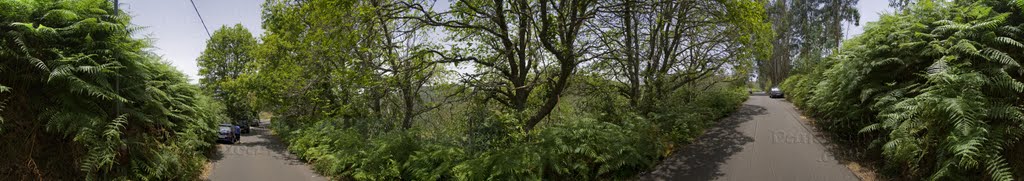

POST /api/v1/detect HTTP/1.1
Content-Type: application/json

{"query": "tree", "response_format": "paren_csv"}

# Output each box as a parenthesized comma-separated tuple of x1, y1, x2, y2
(248, 0, 373, 130)
(760, 0, 859, 87)
(247, 0, 458, 132)
(365, 0, 460, 130)
(591, 0, 772, 112)
(197, 24, 258, 122)
(243, 0, 766, 179)
(890, 0, 913, 10)
(401, 0, 598, 132)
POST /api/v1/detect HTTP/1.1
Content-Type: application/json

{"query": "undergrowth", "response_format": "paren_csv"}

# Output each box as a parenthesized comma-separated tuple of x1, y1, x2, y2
(276, 87, 747, 180)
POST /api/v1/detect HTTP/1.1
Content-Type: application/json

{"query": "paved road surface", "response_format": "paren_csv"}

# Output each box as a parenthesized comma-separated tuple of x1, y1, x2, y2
(642, 94, 860, 181)
(207, 121, 326, 181)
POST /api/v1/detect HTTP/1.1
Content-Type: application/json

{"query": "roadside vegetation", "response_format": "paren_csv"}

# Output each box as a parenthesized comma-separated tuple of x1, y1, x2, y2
(9, 0, 972, 180)
(213, 0, 769, 179)
(0, 0, 226, 180)
(781, 0, 1024, 180)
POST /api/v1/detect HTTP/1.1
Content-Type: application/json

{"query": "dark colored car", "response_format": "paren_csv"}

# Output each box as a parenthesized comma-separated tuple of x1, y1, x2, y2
(250, 118, 260, 127)
(217, 124, 240, 144)
(769, 87, 785, 98)
(238, 120, 251, 134)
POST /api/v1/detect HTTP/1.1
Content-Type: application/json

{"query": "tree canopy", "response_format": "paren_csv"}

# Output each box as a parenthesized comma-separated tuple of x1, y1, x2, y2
(759, 0, 859, 87)
(239, 0, 770, 179)
(198, 24, 258, 122)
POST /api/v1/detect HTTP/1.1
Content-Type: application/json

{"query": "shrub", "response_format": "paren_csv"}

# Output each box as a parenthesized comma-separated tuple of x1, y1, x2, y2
(275, 85, 747, 180)
(781, 0, 1024, 180)
(0, 0, 224, 179)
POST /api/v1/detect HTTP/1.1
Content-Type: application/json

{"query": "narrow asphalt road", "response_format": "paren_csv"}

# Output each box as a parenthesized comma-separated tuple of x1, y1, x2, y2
(642, 94, 860, 181)
(207, 121, 326, 181)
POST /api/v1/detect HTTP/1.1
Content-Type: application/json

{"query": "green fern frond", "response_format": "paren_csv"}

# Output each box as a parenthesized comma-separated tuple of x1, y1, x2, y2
(48, 65, 75, 82)
(860, 123, 884, 133)
(42, 9, 80, 22)
(997, 26, 1022, 38)
(969, 18, 1003, 31)
(993, 37, 1023, 48)
(951, 39, 981, 57)
(934, 20, 956, 26)
(929, 41, 951, 54)
(63, 75, 129, 103)
(929, 159, 957, 180)
(10, 22, 35, 30)
(984, 155, 1015, 181)
(103, 114, 128, 139)
(933, 23, 970, 35)
(26, 55, 49, 71)
(981, 48, 1019, 67)
(949, 135, 984, 169)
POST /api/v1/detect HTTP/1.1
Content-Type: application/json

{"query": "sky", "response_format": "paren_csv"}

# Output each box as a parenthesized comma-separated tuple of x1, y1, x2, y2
(846, 1, 896, 39)
(125, 0, 893, 83)
(125, 0, 265, 83)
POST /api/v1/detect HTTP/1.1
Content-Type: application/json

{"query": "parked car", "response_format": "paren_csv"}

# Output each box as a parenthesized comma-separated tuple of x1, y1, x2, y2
(217, 124, 240, 144)
(250, 118, 260, 127)
(769, 87, 785, 98)
(237, 120, 251, 134)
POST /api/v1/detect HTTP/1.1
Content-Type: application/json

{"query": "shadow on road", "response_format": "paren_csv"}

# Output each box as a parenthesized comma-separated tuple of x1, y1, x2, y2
(208, 122, 306, 166)
(641, 103, 767, 180)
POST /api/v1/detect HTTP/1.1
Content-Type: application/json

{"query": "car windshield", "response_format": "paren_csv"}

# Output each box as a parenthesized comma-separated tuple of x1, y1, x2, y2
(218, 126, 231, 132)
(771, 88, 780, 91)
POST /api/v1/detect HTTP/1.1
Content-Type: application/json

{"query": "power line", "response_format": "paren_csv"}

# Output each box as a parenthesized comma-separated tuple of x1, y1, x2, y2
(189, 0, 212, 38)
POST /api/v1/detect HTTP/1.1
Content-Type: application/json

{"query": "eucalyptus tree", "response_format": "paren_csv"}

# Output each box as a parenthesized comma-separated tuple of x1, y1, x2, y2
(760, 0, 859, 87)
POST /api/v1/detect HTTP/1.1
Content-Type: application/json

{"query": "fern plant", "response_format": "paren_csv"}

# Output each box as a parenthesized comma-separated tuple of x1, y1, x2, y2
(783, 0, 1024, 180)
(0, 0, 224, 180)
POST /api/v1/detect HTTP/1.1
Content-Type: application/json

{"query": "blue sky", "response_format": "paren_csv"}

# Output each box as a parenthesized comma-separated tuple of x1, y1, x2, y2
(125, 0, 265, 83)
(125, 0, 892, 82)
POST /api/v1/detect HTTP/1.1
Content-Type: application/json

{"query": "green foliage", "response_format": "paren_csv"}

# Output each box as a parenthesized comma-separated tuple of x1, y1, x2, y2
(760, 0, 860, 88)
(0, 0, 223, 179)
(531, 117, 663, 179)
(249, 0, 752, 180)
(198, 24, 258, 123)
(277, 85, 746, 180)
(782, 0, 1024, 180)
(648, 86, 749, 143)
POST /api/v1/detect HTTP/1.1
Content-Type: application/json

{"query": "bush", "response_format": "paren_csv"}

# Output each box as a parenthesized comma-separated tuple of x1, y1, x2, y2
(649, 87, 748, 144)
(276, 85, 747, 180)
(781, 0, 1024, 180)
(0, 0, 224, 179)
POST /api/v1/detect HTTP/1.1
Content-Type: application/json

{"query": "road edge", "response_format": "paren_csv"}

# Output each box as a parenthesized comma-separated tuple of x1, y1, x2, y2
(782, 101, 881, 181)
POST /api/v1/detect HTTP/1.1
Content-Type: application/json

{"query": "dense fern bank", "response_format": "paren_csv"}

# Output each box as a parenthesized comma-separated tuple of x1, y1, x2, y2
(780, 0, 1024, 180)
(0, 0, 225, 180)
